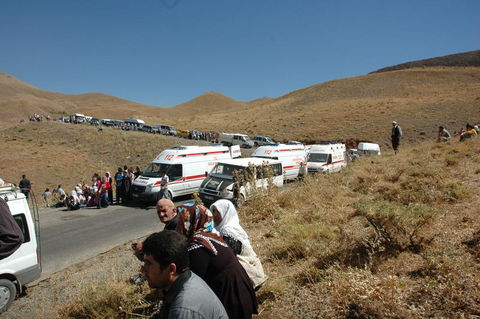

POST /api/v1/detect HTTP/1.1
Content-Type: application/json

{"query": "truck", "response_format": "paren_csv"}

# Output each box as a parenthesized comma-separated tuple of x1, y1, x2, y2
(251, 143, 307, 181)
(303, 142, 347, 174)
(219, 133, 255, 148)
(131, 145, 241, 202)
(0, 182, 41, 313)
(199, 157, 284, 206)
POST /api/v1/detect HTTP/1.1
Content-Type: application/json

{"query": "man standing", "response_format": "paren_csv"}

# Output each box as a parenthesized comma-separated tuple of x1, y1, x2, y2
(141, 231, 228, 319)
(19, 175, 31, 199)
(158, 171, 170, 200)
(391, 121, 403, 154)
(114, 168, 124, 204)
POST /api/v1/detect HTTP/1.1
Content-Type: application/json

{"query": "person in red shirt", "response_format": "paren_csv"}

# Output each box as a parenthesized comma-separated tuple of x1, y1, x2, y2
(97, 176, 111, 209)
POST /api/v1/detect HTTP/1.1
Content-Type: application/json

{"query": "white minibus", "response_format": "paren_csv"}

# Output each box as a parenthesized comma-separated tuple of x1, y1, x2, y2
(251, 143, 307, 181)
(131, 145, 241, 202)
(199, 157, 284, 206)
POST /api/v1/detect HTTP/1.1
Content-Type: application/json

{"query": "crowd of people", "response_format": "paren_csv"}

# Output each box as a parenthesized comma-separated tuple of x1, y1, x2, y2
(28, 113, 51, 122)
(39, 165, 144, 210)
(133, 198, 266, 319)
(390, 121, 479, 154)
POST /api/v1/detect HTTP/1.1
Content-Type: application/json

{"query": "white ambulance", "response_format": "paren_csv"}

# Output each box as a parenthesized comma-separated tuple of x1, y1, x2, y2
(131, 145, 241, 202)
(199, 157, 284, 206)
(0, 183, 41, 313)
(303, 143, 347, 174)
(251, 143, 307, 181)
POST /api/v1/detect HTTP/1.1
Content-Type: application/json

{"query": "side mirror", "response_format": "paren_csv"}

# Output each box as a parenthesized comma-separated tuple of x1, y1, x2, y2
(205, 171, 208, 177)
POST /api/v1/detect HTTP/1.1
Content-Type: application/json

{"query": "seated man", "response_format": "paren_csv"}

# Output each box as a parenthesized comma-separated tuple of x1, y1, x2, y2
(141, 231, 228, 319)
(133, 199, 178, 257)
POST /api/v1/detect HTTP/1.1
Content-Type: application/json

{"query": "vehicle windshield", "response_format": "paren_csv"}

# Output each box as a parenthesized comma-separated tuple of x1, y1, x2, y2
(210, 163, 249, 179)
(308, 153, 329, 162)
(142, 163, 182, 180)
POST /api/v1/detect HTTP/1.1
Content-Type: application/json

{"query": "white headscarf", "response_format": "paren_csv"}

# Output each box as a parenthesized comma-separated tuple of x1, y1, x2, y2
(210, 199, 250, 246)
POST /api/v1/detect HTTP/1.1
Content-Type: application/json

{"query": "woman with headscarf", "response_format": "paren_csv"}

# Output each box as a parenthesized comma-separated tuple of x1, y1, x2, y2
(176, 203, 258, 319)
(210, 199, 267, 289)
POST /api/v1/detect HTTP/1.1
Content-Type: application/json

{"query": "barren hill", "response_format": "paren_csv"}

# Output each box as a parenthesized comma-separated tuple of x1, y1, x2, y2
(163, 92, 248, 116)
(1, 51, 480, 146)
(371, 50, 480, 73)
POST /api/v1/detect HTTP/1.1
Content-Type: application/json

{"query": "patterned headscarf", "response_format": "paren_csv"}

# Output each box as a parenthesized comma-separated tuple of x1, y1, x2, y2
(176, 202, 228, 255)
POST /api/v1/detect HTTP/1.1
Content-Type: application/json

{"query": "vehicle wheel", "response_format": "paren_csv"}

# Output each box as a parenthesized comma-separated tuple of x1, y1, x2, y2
(254, 142, 259, 147)
(234, 194, 246, 208)
(0, 279, 16, 313)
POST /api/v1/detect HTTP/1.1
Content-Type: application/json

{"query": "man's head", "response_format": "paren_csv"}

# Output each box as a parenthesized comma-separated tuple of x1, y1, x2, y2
(141, 230, 189, 289)
(392, 121, 397, 126)
(156, 199, 177, 224)
(22, 175, 26, 179)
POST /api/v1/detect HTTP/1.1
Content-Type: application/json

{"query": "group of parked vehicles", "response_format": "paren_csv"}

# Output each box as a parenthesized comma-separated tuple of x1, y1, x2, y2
(131, 140, 381, 207)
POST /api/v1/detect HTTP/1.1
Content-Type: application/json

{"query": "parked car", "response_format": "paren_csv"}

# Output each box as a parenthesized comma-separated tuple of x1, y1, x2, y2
(219, 133, 255, 148)
(253, 136, 275, 146)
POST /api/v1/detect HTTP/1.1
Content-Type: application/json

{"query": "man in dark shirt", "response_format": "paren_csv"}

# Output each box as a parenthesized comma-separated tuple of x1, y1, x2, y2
(391, 121, 403, 154)
(156, 199, 178, 231)
(142, 231, 228, 319)
(132, 199, 179, 258)
(0, 198, 23, 260)
(18, 175, 31, 199)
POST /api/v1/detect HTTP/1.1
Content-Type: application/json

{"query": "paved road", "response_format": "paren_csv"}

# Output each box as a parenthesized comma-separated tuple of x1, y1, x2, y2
(39, 198, 193, 276)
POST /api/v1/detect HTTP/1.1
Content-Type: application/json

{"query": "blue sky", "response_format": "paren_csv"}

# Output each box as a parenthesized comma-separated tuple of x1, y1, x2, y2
(0, 0, 478, 107)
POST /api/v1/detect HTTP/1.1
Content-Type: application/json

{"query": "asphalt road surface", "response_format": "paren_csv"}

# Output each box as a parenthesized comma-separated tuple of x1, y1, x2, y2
(39, 197, 194, 276)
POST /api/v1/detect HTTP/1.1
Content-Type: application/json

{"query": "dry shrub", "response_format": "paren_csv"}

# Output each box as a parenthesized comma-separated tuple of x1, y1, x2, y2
(353, 200, 435, 254)
(319, 269, 418, 319)
(58, 280, 152, 319)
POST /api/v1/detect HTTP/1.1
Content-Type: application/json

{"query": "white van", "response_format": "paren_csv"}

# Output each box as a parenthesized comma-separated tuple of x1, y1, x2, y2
(251, 144, 307, 181)
(131, 145, 241, 202)
(303, 143, 347, 174)
(69, 113, 85, 123)
(0, 183, 41, 313)
(219, 133, 255, 148)
(358, 142, 381, 156)
(199, 157, 284, 206)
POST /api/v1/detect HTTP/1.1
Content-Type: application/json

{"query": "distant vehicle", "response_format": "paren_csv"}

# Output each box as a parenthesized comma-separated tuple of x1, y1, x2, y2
(303, 142, 347, 174)
(177, 129, 190, 138)
(69, 113, 86, 123)
(287, 141, 302, 145)
(199, 157, 284, 206)
(112, 120, 124, 127)
(90, 118, 100, 125)
(358, 142, 381, 156)
(253, 136, 275, 146)
(139, 125, 154, 133)
(131, 145, 241, 202)
(124, 118, 145, 128)
(219, 133, 255, 148)
(0, 183, 41, 313)
(347, 143, 381, 161)
(100, 119, 115, 126)
(251, 143, 307, 181)
(58, 117, 70, 123)
(154, 124, 177, 136)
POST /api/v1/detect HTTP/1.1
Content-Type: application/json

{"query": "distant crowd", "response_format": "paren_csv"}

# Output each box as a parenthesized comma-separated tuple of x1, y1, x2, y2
(20, 166, 145, 210)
